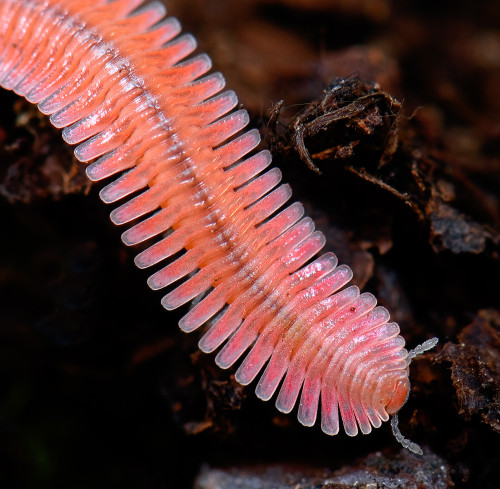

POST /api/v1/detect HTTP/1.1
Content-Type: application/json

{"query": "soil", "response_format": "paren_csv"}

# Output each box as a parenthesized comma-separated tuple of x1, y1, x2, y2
(1, 0, 499, 487)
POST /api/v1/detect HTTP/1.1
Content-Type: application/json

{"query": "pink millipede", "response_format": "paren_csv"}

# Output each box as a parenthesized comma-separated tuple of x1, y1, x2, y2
(0, 0, 437, 452)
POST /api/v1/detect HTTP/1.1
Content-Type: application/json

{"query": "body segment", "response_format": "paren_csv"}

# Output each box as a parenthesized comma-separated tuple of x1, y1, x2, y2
(0, 0, 411, 439)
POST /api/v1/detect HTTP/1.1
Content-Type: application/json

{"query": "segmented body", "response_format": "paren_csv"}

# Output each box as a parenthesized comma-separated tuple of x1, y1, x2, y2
(0, 0, 411, 438)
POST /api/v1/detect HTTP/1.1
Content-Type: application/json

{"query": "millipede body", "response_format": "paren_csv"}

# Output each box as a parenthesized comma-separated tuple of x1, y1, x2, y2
(0, 0, 423, 444)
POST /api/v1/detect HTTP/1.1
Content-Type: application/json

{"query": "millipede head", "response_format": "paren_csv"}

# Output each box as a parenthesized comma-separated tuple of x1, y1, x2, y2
(385, 377, 411, 416)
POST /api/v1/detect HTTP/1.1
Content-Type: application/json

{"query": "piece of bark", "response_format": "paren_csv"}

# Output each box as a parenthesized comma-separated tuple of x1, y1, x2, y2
(436, 309, 500, 433)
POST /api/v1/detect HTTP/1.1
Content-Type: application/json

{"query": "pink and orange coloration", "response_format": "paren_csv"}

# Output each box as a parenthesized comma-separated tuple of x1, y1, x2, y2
(0, 0, 434, 449)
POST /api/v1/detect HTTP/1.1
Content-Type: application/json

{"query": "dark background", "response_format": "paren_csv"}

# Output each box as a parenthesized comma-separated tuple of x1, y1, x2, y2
(1, 0, 499, 487)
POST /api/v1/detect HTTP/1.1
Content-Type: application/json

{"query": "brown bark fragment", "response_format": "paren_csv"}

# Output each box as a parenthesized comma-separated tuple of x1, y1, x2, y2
(436, 309, 500, 433)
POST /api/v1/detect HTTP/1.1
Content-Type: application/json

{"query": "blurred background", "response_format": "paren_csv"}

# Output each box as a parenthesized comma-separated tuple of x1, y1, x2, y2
(0, 0, 499, 487)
